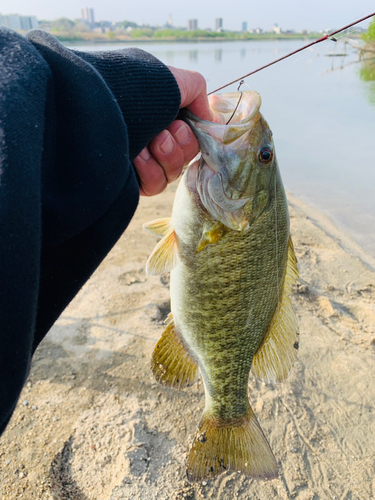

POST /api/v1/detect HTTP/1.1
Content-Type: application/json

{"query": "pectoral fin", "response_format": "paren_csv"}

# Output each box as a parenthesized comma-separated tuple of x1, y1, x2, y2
(197, 222, 227, 252)
(145, 228, 179, 276)
(143, 218, 171, 238)
(151, 313, 199, 389)
(251, 237, 299, 384)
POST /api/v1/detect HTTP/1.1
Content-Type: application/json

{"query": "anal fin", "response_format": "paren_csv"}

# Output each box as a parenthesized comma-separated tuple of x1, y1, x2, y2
(187, 405, 278, 482)
(151, 313, 199, 389)
(252, 236, 299, 384)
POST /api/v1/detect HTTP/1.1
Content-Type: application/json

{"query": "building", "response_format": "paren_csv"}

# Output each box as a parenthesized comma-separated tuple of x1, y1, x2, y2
(20, 16, 38, 30)
(187, 19, 198, 31)
(0, 14, 38, 31)
(0, 14, 21, 31)
(242, 21, 248, 32)
(273, 23, 281, 34)
(167, 13, 173, 28)
(81, 7, 95, 25)
(215, 18, 223, 31)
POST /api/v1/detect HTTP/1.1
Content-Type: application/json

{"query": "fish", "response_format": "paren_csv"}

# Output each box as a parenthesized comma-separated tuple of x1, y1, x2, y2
(143, 90, 299, 482)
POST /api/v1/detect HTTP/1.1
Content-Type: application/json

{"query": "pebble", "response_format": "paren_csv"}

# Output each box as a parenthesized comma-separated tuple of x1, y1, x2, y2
(23, 400, 29, 406)
(297, 284, 309, 294)
(32, 406, 38, 410)
(6, 459, 11, 465)
(202, 481, 207, 486)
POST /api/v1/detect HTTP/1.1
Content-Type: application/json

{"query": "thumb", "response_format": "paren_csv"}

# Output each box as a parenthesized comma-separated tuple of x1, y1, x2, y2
(168, 66, 213, 121)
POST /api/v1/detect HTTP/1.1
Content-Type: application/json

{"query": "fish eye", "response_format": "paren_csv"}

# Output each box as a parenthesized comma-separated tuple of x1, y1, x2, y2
(258, 147, 273, 165)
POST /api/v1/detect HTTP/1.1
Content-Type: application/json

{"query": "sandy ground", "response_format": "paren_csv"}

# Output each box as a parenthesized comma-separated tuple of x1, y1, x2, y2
(1, 181, 375, 500)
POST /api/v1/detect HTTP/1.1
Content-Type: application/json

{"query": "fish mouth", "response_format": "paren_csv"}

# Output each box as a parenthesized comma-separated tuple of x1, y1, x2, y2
(180, 90, 262, 173)
(181, 90, 261, 125)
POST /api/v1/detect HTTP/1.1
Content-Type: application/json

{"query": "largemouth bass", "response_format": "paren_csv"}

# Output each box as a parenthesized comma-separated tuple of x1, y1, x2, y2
(144, 90, 299, 482)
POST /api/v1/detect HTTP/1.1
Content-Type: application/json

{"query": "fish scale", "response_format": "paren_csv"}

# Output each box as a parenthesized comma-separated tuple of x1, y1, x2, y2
(172, 172, 289, 421)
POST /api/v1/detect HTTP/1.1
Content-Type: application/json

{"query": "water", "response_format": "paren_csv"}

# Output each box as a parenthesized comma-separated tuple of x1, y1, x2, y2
(67, 40, 375, 257)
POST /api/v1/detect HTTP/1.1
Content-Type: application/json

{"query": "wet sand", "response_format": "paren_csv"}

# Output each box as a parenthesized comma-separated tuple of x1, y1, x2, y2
(1, 182, 375, 500)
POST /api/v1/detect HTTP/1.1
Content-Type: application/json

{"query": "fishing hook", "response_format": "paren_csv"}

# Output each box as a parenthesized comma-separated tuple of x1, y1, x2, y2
(226, 90, 243, 125)
(237, 80, 245, 91)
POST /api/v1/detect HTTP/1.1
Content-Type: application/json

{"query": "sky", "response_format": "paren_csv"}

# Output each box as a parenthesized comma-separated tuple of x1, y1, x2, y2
(0, 0, 373, 32)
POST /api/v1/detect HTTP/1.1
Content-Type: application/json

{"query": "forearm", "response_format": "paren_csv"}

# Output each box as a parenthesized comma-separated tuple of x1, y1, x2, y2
(0, 28, 181, 436)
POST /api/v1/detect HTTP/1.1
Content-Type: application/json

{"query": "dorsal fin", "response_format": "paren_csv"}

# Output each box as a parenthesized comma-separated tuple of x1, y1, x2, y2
(143, 217, 171, 238)
(251, 237, 299, 384)
(151, 313, 199, 389)
(145, 228, 179, 276)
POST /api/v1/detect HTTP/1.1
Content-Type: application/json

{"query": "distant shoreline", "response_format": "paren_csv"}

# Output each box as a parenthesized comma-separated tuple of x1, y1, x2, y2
(44, 29, 361, 45)
(57, 34, 323, 45)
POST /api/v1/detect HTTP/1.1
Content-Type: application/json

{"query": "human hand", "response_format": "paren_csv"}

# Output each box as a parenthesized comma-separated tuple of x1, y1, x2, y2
(133, 67, 212, 196)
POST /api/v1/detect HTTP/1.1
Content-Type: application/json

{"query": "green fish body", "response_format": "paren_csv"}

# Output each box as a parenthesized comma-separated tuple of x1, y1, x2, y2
(144, 91, 299, 482)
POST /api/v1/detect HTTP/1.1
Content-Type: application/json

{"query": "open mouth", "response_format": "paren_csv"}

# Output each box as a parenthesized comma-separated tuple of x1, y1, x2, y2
(208, 91, 262, 125)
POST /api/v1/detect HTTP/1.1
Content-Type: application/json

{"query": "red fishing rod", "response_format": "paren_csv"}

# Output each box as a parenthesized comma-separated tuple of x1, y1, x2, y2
(208, 12, 375, 95)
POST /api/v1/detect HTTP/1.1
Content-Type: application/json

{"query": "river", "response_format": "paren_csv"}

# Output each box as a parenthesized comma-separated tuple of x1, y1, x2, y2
(66, 39, 375, 259)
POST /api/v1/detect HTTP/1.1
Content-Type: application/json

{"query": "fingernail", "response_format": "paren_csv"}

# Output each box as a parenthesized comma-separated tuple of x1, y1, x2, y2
(159, 134, 174, 155)
(174, 123, 190, 146)
(139, 147, 151, 161)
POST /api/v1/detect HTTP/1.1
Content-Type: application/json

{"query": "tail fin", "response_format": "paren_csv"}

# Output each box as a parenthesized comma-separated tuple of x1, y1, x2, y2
(186, 406, 277, 482)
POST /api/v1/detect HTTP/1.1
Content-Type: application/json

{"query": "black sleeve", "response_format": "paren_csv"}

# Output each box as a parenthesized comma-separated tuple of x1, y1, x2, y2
(0, 28, 181, 435)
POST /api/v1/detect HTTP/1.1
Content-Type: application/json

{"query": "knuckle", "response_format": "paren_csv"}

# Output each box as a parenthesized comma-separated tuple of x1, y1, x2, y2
(161, 155, 183, 183)
(192, 71, 206, 89)
(143, 174, 167, 196)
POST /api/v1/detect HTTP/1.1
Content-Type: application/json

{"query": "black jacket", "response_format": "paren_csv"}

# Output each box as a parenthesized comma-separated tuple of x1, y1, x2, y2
(0, 28, 181, 435)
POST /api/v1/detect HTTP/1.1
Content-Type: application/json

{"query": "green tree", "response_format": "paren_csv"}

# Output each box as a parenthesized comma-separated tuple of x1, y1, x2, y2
(130, 28, 154, 38)
(363, 16, 375, 42)
(51, 17, 75, 32)
(358, 32, 375, 106)
(118, 20, 138, 29)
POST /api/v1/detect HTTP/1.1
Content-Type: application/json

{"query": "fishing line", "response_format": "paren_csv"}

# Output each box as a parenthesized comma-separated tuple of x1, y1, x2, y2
(208, 11, 375, 95)
(334, 26, 362, 41)
(239, 82, 251, 91)
(279, 56, 302, 72)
